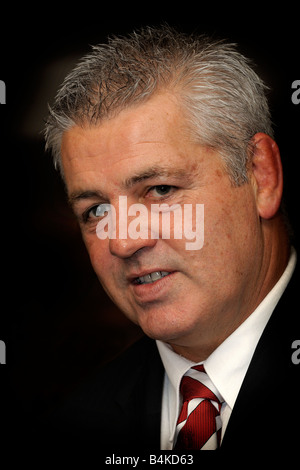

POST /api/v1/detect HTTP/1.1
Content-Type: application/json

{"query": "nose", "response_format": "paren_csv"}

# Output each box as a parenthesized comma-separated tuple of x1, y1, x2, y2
(109, 197, 158, 258)
(109, 231, 157, 258)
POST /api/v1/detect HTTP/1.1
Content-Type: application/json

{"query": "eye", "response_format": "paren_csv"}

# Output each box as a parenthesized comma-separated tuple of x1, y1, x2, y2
(84, 203, 111, 222)
(147, 185, 174, 198)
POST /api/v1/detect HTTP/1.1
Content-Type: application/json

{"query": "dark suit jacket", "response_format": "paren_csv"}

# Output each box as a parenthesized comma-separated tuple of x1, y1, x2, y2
(36, 265, 300, 454)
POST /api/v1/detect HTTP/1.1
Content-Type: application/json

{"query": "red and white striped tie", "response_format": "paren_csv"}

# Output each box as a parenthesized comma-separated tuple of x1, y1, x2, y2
(174, 365, 223, 450)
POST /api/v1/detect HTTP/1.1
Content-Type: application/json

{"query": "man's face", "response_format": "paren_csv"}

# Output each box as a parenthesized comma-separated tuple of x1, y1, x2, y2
(61, 93, 264, 358)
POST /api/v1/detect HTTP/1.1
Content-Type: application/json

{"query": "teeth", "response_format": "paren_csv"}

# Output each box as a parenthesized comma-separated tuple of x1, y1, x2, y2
(144, 274, 152, 284)
(136, 271, 170, 285)
(150, 272, 162, 281)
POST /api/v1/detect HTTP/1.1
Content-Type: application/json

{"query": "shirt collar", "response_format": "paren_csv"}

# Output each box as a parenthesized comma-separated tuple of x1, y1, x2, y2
(156, 340, 196, 441)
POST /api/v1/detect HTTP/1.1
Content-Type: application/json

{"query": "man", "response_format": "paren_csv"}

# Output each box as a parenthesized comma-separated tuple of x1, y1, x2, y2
(42, 26, 299, 451)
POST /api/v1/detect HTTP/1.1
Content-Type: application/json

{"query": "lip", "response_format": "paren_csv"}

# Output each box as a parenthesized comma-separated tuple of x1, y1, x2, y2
(129, 270, 177, 303)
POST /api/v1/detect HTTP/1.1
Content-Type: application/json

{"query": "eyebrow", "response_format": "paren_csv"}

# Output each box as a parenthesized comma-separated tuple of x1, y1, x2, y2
(68, 165, 190, 207)
(68, 189, 107, 207)
(123, 165, 189, 188)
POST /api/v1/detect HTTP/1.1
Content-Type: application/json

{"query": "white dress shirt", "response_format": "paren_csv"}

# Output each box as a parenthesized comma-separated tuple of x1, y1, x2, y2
(157, 248, 297, 450)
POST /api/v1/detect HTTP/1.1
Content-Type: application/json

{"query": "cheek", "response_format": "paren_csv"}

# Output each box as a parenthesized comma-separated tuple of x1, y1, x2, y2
(83, 236, 111, 279)
(195, 191, 259, 271)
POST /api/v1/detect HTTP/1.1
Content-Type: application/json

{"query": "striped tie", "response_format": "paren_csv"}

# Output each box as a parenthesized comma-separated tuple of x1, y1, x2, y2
(174, 365, 223, 450)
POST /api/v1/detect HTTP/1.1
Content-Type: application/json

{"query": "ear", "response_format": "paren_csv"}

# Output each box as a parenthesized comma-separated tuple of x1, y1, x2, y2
(250, 133, 283, 220)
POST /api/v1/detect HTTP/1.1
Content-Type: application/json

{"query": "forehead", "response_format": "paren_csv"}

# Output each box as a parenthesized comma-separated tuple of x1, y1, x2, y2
(60, 92, 210, 193)
(62, 92, 185, 150)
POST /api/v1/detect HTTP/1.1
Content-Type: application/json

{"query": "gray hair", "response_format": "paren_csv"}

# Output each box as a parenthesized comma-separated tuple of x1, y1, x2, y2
(44, 25, 274, 184)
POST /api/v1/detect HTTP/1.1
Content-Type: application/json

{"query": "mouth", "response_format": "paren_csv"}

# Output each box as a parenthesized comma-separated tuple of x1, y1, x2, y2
(132, 271, 172, 285)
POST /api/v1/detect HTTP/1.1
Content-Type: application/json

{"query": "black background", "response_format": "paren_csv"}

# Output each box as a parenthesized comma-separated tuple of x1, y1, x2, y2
(0, 5, 299, 456)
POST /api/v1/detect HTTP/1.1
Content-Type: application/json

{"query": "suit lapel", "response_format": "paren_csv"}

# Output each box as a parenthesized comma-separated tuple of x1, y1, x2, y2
(221, 265, 300, 451)
(113, 337, 164, 448)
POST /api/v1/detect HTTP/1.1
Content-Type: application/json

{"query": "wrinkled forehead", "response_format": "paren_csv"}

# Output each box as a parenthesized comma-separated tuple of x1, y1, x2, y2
(61, 93, 197, 177)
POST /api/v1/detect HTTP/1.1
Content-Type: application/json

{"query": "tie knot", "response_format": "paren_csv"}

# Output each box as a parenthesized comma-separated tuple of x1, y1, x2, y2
(180, 365, 222, 405)
(193, 364, 205, 373)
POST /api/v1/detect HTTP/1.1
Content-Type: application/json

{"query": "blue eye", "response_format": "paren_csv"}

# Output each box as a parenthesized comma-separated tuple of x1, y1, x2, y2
(85, 203, 111, 221)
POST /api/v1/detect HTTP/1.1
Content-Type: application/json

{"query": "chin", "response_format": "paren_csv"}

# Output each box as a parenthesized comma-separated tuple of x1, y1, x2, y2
(137, 310, 197, 344)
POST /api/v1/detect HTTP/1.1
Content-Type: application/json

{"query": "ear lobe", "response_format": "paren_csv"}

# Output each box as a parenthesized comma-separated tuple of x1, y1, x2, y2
(250, 133, 283, 220)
